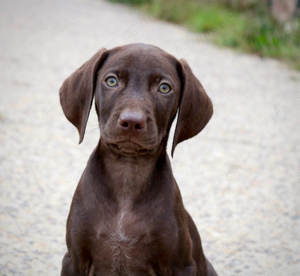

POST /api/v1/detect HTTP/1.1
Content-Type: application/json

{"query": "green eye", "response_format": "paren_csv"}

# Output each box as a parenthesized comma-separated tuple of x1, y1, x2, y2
(159, 83, 171, 94)
(106, 77, 118, 87)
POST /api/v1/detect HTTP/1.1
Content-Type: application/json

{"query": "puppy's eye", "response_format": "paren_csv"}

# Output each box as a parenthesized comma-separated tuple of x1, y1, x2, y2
(106, 77, 118, 87)
(159, 83, 171, 94)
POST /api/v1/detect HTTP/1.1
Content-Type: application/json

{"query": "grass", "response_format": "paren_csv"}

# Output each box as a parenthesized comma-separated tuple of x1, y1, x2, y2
(108, 0, 300, 70)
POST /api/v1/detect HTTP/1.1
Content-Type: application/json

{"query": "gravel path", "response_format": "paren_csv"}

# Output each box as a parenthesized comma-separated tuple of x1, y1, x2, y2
(1, 0, 300, 275)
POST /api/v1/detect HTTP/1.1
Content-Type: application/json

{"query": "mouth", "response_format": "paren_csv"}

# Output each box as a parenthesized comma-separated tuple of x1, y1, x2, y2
(106, 140, 155, 156)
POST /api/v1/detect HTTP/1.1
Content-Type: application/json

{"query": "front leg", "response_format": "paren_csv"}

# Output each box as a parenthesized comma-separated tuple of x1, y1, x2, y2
(61, 252, 81, 276)
(206, 258, 218, 276)
(181, 263, 197, 276)
(179, 260, 217, 276)
(171, 262, 197, 276)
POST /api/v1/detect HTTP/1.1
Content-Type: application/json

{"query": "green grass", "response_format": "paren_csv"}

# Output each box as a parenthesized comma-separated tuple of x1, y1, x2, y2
(108, 0, 300, 70)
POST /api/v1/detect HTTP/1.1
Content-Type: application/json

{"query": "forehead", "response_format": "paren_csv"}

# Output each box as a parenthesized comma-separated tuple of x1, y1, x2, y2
(101, 44, 179, 77)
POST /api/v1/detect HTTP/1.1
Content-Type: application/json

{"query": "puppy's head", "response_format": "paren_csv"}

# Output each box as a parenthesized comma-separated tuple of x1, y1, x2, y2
(59, 43, 213, 156)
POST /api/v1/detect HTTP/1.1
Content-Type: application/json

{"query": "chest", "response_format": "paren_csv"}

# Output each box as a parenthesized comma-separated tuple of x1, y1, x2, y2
(92, 208, 177, 275)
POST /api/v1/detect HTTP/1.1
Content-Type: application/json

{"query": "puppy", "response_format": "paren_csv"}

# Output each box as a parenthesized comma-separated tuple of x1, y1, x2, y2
(59, 43, 218, 276)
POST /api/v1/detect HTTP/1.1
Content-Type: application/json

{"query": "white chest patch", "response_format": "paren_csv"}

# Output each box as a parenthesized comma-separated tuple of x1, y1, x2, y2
(109, 211, 139, 275)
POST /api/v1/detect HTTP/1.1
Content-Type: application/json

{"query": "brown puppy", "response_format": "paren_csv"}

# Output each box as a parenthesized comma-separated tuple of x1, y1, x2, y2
(59, 43, 218, 276)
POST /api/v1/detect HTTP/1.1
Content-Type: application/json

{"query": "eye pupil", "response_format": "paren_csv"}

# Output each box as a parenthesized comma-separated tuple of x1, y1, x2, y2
(159, 84, 170, 94)
(106, 77, 118, 87)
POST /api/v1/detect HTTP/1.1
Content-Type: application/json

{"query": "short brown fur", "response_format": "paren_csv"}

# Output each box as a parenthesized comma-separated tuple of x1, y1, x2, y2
(59, 43, 217, 276)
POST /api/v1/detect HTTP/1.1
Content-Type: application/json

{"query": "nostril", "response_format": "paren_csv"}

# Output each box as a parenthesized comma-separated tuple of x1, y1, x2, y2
(121, 121, 128, 128)
(135, 124, 143, 130)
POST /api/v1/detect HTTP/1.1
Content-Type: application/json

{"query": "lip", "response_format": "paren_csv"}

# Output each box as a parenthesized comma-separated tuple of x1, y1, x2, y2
(108, 141, 152, 156)
(101, 131, 159, 155)
(114, 140, 142, 147)
(102, 135, 157, 150)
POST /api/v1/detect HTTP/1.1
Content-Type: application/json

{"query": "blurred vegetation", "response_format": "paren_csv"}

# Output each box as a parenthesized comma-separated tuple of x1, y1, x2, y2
(108, 0, 300, 70)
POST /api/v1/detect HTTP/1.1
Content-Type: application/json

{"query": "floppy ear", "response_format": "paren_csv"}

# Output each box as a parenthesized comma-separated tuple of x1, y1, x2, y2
(171, 59, 213, 157)
(59, 48, 108, 144)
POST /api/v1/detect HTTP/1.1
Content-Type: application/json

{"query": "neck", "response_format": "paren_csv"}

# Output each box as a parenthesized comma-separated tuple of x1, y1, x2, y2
(97, 138, 171, 205)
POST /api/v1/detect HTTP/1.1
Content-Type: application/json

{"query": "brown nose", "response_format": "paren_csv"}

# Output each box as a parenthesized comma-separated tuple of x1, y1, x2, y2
(119, 111, 146, 135)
